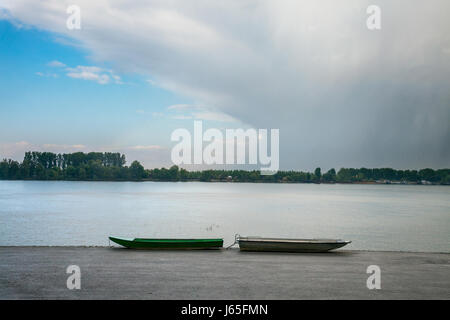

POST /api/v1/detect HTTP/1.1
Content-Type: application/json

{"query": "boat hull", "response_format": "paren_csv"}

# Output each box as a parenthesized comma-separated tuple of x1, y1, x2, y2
(109, 236, 223, 250)
(238, 237, 351, 253)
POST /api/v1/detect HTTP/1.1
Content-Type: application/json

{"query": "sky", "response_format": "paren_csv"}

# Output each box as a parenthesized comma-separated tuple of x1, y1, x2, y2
(0, 0, 449, 171)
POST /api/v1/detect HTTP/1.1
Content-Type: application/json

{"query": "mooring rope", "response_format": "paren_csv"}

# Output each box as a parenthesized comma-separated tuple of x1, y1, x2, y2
(225, 234, 240, 249)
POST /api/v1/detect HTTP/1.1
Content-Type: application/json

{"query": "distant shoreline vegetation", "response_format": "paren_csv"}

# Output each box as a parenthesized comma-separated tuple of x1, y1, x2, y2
(0, 151, 449, 185)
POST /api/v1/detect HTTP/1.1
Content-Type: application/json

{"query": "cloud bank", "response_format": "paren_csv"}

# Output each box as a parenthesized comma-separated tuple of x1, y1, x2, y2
(1, 0, 449, 169)
(65, 65, 122, 84)
(0, 141, 170, 168)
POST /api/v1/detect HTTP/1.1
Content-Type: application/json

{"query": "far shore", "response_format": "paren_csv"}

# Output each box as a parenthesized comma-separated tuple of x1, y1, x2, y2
(2, 152, 449, 184)
(0, 178, 447, 185)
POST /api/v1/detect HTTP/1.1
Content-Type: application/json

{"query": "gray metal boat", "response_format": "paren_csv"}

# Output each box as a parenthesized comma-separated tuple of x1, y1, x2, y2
(237, 235, 351, 253)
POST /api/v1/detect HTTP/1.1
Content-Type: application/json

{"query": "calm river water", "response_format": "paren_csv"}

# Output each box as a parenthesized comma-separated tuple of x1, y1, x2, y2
(0, 181, 449, 252)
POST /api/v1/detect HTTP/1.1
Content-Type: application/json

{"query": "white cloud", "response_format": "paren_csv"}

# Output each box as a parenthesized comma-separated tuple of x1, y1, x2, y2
(47, 60, 66, 67)
(0, 141, 32, 159)
(35, 71, 58, 78)
(40, 60, 123, 84)
(0, 142, 170, 168)
(192, 111, 237, 122)
(167, 104, 237, 122)
(65, 65, 122, 85)
(167, 104, 192, 110)
(172, 114, 192, 120)
(42, 144, 86, 149)
(0, 141, 87, 160)
(35, 60, 124, 84)
(128, 145, 165, 150)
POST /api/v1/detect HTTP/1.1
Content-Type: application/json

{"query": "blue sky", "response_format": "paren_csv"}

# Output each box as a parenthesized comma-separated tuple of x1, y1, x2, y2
(0, 20, 188, 147)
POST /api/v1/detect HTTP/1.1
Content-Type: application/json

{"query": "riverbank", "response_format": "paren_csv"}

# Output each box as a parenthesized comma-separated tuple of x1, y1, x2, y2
(1, 178, 448, 186)
(1, 247, 448, 299)
(2, 152, 449, 184)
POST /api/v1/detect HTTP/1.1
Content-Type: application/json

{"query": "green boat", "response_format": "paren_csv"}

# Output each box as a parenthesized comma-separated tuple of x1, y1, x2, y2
(109, 236, 223, 250)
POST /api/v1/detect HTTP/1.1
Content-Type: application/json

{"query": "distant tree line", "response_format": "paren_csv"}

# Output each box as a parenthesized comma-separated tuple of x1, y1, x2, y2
(0, 151, 449, 184)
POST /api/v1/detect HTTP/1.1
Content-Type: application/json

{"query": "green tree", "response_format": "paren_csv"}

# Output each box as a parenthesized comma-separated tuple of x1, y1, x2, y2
(0, 159, 9, 179)
(168, 165, 179, 181)
(322, 168, 336, 182)
(200, 170, 213, 182)
(129, 161, 145, 180)
(314, 167, 321, 180)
